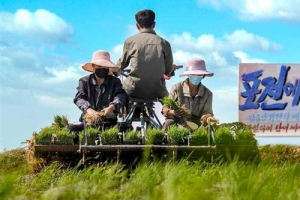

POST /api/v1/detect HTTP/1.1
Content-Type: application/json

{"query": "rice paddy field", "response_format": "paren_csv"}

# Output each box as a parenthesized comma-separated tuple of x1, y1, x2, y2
(1, 146, 300, 200)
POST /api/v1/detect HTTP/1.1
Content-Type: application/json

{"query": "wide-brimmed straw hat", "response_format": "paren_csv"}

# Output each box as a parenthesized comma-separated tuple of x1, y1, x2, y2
(82, 50, 119, 72)
(180, 58, 214, 77)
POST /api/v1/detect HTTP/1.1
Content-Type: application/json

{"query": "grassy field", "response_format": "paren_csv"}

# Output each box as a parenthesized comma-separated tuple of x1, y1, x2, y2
(1, 146, 300, 200)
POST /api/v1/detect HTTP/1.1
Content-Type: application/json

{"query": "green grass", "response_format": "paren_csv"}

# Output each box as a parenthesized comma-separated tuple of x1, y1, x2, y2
(1, 147, 300, 199)
(7, 117, 298, 199)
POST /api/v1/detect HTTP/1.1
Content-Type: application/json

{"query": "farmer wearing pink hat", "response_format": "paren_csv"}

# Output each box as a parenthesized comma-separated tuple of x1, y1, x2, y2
(162, 58, 214, 130)
(74, 50, 128, 127)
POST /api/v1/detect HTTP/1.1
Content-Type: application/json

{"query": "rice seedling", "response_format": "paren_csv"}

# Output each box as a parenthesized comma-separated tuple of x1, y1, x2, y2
(214, 126, 234, 145)
(146, 128, 165, 144)
(161, 96, 181, 110)
(190, 127, 208, 146)
(101, 127, 120, 145)
(162, 96, 190, 117)
(52, 115, 69, 129)
(53, 129, 74, 145)
(167, 125, 190, 145)
(34, 127, 73, 145)
(125, 130, 141, 144)
(35, 126, 59, 145)
(79, 126, 100, 145)
(235, 128, 258, 147)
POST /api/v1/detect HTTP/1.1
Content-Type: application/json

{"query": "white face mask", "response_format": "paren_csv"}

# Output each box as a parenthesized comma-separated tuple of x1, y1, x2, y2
(188, 76, 204, 85)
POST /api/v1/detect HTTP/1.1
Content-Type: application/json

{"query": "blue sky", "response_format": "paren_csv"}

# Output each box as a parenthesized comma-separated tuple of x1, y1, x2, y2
(1, 0, 300, 150)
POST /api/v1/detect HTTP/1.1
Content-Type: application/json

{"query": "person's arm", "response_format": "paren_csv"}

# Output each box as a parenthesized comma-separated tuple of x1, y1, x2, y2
(116, 40, 131, 75)
(163, 40, 174, 76)
(163, 65, 181, 80)
(74, 78, 99, 116)
(74, 78, 91, 112)
(200, 93, 214, 122)
(108, 78, 128, 113)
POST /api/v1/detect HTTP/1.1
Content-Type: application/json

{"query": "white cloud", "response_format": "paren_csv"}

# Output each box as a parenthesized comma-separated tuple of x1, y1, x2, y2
(223, 30, 281, 52)
(165, 30, 279, 80)
(0, 42, 85, 89)
(34, 94, 73, 107)
(169, 29, 280, 52)
(174, 50, 237, 72)
(0, 87, 19, 97)
(197, 34, 216, 49)
(234, 51, 267, 63)
(0, 44, 41, 71)
(212, 86, 239, 122)
(126, 24, 139, 37)
(173, 50, 204, 64)
(43, 65, 83, 85)
(0, 9, 74, 43)
(198, 0, 300, 22)
(170, 32, 200, 51)
(210, 51, 229, 67)
(111, 44, 124, 62)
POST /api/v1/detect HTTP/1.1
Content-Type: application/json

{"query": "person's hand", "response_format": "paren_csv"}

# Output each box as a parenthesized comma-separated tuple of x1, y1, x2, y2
(86, 108, 98, 116)
(174, 108, 186, 118)
(200, 114, 212, 123)
(108, 70, 114, 76)
(163, 74, 171, 80)
(162, 108, 186, 118)
(162, 108, 175, 118)
(103, 104, 115, 117)
(164, 64, 181, 80)
(173, 64, 180, 70)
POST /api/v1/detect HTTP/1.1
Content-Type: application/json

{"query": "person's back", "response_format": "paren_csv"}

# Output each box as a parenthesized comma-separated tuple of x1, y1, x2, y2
(117, 9, 174, 100)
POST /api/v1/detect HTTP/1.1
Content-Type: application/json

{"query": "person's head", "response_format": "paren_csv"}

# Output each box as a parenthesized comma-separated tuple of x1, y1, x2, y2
(135, 9, 156, 30)
(82, 50, 119, 78)
(179, 58, 214, 85)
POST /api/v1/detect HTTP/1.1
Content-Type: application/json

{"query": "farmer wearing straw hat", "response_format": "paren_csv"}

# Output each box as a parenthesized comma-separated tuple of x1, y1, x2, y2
(162, 58, 214, 131)
(74, 50, 128, 126)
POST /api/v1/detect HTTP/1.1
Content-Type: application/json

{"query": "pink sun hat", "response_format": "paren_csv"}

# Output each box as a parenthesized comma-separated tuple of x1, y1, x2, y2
(179, 58, 214, 77)
(82, 50, 120, 72)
